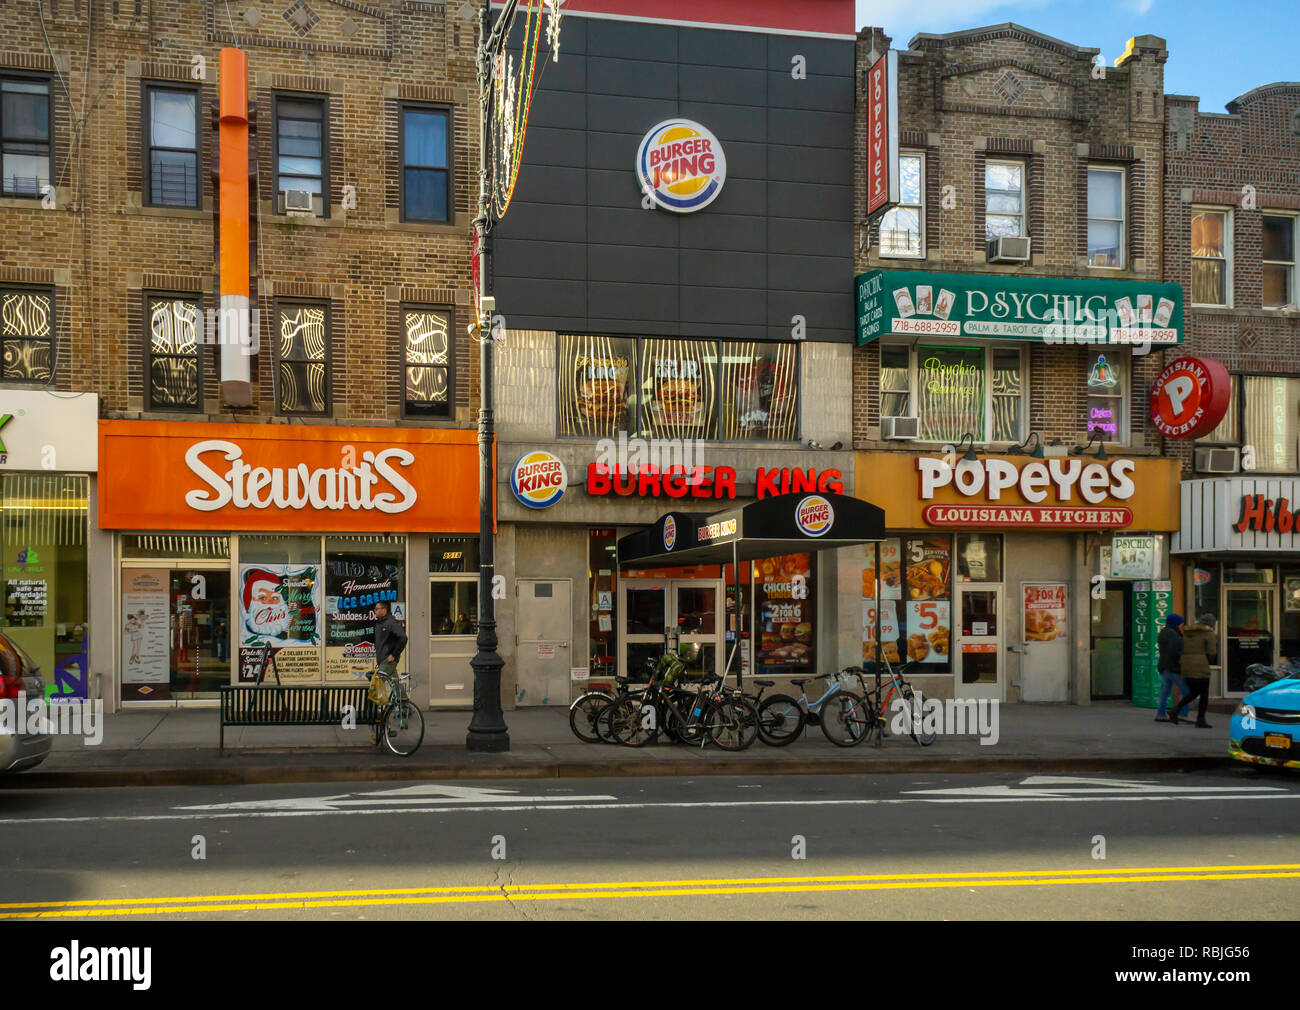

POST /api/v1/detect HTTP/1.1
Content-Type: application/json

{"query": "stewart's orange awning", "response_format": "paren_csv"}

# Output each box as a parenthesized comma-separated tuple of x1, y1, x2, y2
(98, 420, 489, 534)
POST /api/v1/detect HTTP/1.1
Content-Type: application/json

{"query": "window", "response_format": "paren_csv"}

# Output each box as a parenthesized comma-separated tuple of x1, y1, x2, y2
(1, 75, 51, 198)
(144, 85, 199, 208)
(401, 105, 451, 223)
(1087, 166, 1125, 268)
(557, 336, 802, 443)
(1243, 376, 1300, 472)
(1086, 348, 1127, 443)
(430, 536, 478, 635)
(403, 307, 451, 418)
(146, 295, 202, 410)
(1263, 214, 1296, 309)
(864, 536, 952, 675)
(881, 343, 1027, 443)
(275, 96, 326, 210)
(1191, 208, 1231, 305)
(0, 287, 54, 381)
(880, 151, 924, 257)
(1196, 375, 1240, 444)
(985, 160, 1025, 240)
(276, 302, 329, 415)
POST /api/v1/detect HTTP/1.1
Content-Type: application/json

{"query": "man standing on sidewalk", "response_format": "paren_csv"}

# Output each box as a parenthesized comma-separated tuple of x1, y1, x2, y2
(373, 601, 408, 679)
(1156, 613, 1188, 724)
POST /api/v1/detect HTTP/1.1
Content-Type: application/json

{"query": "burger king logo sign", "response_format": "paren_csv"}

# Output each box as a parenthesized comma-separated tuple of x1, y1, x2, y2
(636, 119, 727, 214)
(795, 495, 834, 538)
(663, 515, 677, 550)
(511, 451, 567, 510)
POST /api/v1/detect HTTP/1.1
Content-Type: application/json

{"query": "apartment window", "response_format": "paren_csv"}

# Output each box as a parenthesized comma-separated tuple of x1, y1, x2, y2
(1196, 375, 1240, 445)
(1, 74, 51, 198)
(275, 96, 327, 211)
(403, 307, 451, 418)
(883, 343, 1027, 443)
(1086, 348, 1127, 444)
(1191, 208, 1231, 306)
(0, 287, 54, 381)
(879, 151, 924, 257)
(1087, 166, 1125, 268)
(1243, 376, 1300, 472)
(1263, 214, 1296, 309)
(985, 160, 1025, 239)
(401, 105, 451, 223)
(277, 302, 329, 415)
(144, 85, 199, 208)
(146, 295, 202, 410)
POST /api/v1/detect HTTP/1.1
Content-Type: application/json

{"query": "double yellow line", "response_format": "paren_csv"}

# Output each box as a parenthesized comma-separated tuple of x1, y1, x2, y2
(5, 863, 1300, 918)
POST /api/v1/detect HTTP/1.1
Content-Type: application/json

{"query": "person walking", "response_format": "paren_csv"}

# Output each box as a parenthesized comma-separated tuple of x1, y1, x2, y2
(1156, 612, 1188, 724)
(373, 600, 408, 680)
(1174, 613, 1217, 728)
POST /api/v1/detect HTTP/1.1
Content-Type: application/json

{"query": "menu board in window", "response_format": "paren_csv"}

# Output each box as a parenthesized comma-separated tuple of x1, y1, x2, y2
(558, 335, 635, 438)
(324, 552, 403, 683)
(902, 535, 952, 670)
(639, 338, 717, 441)
(755, 554, 815, 670)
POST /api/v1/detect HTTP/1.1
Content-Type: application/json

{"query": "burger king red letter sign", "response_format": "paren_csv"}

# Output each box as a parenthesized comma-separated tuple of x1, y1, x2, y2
(1150, 356, 1230, 439)
(511, 451, 567, 510)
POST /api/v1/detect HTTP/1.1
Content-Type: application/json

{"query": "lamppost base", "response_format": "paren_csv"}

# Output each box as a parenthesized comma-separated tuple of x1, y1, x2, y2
(465, 728, 511, 752)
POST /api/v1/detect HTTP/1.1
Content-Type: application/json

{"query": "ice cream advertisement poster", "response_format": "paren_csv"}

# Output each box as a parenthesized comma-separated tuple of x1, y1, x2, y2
(238, 563, 322, 682)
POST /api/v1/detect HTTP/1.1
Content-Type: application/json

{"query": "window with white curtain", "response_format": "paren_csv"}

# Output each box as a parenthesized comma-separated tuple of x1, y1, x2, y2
(1243, 376, 1300, 472)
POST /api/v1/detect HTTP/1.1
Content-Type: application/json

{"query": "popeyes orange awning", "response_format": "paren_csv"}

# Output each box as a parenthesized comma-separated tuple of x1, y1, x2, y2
(98, 420, 489, 533)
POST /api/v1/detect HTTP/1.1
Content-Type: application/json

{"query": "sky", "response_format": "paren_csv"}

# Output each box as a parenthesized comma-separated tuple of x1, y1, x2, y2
(854, 0, 1300, 113)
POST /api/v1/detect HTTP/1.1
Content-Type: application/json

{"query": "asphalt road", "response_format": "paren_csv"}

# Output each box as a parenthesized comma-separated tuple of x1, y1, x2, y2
(2, 766, 1298, 920)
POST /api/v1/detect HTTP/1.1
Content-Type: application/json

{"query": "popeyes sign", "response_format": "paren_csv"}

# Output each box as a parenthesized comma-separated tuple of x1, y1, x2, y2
(98, 420, 483, 533)
(864, 50, 899, 216)
(1150, 355, 1230, 439)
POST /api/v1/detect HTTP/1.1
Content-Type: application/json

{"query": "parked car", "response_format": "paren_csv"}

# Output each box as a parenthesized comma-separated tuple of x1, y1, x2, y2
(1230, 674, 1300, 770)
(0, 632, 51, 774)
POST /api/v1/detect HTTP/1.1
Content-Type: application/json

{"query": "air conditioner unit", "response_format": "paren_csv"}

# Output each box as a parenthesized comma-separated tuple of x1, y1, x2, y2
(881, 416, 920, 440)
(1194, 446, 1240, 474)
(988, 235, 1032, 263)
(282, 189, 320, 216)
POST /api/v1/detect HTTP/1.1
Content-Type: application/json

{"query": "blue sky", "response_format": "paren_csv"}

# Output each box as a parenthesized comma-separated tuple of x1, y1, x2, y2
(855, 0, 1300, 113)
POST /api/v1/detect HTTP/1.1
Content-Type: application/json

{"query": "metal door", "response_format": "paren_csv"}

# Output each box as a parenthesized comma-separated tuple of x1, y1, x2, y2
(515, 578, 572, 706)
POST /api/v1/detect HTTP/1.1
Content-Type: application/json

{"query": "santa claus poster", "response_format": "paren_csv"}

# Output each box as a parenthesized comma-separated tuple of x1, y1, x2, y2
(237, 564, 322, 682)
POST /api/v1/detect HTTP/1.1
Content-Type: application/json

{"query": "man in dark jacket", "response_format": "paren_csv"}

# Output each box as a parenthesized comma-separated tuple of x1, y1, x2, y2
(373, 601, 408, 678)
(1156, 612, 1188, 724)
(1174, 614, 1217, 728)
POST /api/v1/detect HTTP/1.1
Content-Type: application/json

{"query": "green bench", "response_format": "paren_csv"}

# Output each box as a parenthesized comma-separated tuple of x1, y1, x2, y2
(218, 685, 383, 756)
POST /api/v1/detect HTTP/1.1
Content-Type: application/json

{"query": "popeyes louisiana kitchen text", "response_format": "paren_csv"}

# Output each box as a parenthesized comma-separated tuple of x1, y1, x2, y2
(99, 421, 479, 706)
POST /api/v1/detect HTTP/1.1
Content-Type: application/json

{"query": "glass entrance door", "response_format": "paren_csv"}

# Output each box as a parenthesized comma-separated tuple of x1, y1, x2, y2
(1225, 587, 1275, 695)
(169, 569, 231, 698)
(1090, 582, 1130, 698)
(619, 579, 724, 682)
(956, 584, 1001, 699)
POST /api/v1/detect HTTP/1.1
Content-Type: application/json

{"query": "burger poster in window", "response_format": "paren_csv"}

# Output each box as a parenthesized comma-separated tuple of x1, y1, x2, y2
(237, 564, 322, 683)
(756, 553, 815, 670)
(640, 338, 717, 440)
(1023, 583, 1067, 642)
(558, 335, 634, 437)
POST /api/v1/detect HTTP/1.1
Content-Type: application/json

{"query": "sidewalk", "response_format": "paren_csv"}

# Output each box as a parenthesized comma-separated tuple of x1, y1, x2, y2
(3, 701, 1233, 789)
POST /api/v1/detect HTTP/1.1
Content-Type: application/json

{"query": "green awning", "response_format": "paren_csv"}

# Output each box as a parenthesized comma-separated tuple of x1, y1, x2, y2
(855, 269, 1184, 346)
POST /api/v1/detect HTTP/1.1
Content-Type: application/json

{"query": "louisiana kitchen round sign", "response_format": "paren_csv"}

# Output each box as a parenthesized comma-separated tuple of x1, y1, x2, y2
(636, 119, 727, 213)
(511, 451, 567, 510)
(1150, 356, 1230, 439)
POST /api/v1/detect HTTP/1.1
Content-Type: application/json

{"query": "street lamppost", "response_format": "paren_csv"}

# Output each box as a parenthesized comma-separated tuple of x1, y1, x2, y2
(466, 0, 563, 752)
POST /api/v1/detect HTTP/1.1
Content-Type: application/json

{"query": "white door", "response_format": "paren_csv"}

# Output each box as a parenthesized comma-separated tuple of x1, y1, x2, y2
(1020, 582, 1070, 702)
(515, 578, 571, 706)
(618, 579, 725, 683)
(956, 584, 1002, 700)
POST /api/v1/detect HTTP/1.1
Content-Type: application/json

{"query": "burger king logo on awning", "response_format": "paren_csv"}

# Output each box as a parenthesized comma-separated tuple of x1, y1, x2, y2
(663, 514, 677, 550)
(511, 451, 567, 510)
(636, 119, 727, 214)
(795, 495, 834, 537)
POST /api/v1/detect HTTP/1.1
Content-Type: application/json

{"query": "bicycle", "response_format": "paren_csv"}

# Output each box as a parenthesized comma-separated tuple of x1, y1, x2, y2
(751, 671, 867, 747)
(602, 657, 756, 750)
(844, 657, 937, 747)
(370, 668, 425, 757)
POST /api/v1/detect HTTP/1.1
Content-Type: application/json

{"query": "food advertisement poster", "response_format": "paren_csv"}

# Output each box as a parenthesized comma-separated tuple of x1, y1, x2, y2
(756, 554, 814, 670)
(862, 597, 900, 664)
(558, 334, 633, 437)
(1022, 583, 1067, 641)
(324, 553, 403, 683)
(238, 563, 321, 683)
(902, 536, 952, 667)
(639, 338, 717, 440)
(120, 568, 171, 687)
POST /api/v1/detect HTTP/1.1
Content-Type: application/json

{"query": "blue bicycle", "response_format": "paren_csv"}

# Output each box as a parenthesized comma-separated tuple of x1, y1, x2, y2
(752, 671, 866, 747)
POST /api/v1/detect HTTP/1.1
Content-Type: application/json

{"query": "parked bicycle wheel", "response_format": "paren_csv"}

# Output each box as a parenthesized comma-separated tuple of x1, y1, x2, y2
(756, 693, 806, 746)
(820, 691, 869, 747)
(382, 700, 425, 756)
(706, 695, 759, 751)
(606, 695, 660, 747)
(569, 692, 611, 743)
(898, 687, 936, 746)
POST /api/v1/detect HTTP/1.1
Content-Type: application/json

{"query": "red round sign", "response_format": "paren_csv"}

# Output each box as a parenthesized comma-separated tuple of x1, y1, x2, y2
(1150, 356, 1230, 439)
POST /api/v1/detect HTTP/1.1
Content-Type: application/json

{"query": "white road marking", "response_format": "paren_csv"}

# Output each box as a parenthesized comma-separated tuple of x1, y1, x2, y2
(904, 775, 1288, 799)
(174, 783, 618, 812)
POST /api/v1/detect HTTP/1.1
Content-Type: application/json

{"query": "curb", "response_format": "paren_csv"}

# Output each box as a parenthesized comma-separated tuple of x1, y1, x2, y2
(5, 753, 1233, 789)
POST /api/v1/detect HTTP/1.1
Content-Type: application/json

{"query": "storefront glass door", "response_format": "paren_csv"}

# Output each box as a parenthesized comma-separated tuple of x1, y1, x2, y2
(956, 584, 1001, 699)
(1225, 587, 1275, 694)
(619, 579, 724, 682)
(1090, 582, 1130, 699)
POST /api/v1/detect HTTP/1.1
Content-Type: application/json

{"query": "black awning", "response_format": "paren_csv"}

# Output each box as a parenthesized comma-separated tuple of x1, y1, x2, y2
(618, 492, 886, 568)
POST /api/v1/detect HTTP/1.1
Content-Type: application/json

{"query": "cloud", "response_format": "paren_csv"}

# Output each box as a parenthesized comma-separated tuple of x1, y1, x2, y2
(1126, 0, 1156, 12)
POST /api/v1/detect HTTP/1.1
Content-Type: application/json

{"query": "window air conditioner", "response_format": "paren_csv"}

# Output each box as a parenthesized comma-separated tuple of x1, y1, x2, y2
(987, 235, 1032, 263)
(881, 416, 920, 440)
(1194, 446, 1239, 474)
(282, 189, 320, 216)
